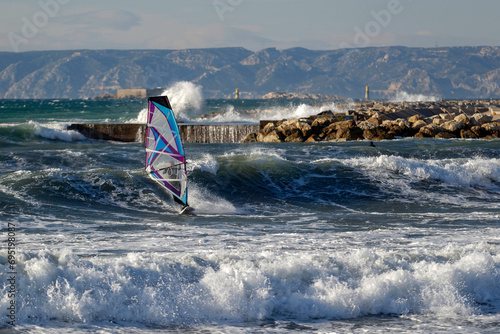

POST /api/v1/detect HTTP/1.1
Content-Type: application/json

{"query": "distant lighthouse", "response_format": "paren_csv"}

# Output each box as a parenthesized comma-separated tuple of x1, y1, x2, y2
(365, 86, 370, 100)
(234, 88, 240, 99)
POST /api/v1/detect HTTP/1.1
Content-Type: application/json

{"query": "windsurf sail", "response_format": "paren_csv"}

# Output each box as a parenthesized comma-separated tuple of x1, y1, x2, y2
(145, 96, 188, 209)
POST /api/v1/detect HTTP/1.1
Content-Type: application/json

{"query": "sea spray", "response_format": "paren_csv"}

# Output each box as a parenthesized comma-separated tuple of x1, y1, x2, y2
(199, 101, 346, 123)
(391, 91, 440, 102)
(161, 81, 205, 121)
(128, 81, 205, 123)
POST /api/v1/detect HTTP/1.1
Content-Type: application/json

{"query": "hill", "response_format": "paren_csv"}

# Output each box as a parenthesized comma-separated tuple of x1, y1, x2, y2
(1, 46, 500, 99)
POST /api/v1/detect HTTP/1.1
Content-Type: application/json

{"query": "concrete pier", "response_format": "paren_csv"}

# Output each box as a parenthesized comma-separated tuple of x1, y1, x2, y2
(180, 124, 259, 143)
(67, 123, 259, 143)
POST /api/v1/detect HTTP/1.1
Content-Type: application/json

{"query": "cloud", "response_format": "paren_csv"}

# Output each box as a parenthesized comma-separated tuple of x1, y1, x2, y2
(54, 9, 141, 32)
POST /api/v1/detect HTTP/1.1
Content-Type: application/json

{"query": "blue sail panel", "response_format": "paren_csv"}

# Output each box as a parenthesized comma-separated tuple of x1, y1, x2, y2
(145, 96, 188, 207)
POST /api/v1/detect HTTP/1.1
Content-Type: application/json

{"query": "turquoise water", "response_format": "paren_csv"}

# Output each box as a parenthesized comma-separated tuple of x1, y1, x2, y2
(0, 98, 320, 124)
(1, 99, 499, 333)
(0, 99, 146, 124)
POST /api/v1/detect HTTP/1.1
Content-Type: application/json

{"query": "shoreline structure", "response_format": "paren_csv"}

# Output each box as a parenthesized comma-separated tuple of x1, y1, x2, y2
(67, 99, 500, 143)
(243, 99, 500, 143)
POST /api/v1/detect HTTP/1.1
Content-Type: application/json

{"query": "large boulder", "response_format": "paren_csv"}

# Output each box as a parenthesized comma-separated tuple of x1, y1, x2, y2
(471, 126, 487, 138)
(334, 120, 363, 140)
(435, 131, 458, 139)
(393, 118, 410, 128)
(311, 117, 335, 130)
(408, 115, 425, 123)
(419, 124, 443, 137)
(277, 118, 312, 138)
(414, 132, 426, 138)
(241, 132, 258, 143)
(284, 130, 304, 142)
(441, 120, 465, 132)
(366, 113, 386, 125)
(482, 122, 500, 132)
(261, 122, 276, 135)
(305, 135, 320, 142)
(337, 127, 363, 140)
(460, 129, 479, 139)
(412, 120, 427, 130)
(297, 121, 313, 138)
(470, 113, 492, 126)
(321, 123, 337, 138)
(363, 127, 395, 140)
(433, 118, 446, 125)
(357, 121, 379, 130)
(454, 113, 471, 125)
(439, 113, 455, 121)
(482, 122, 500, 138)
(256, 132, 266, 142)
(335, 119, 357, 129)
(385, 124, 414, 137)
(276, 119, 298, 136)
(261, 130, 284, 143)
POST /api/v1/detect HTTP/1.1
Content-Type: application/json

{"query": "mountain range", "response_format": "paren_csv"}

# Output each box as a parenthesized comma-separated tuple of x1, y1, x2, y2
(1, 46, 500, 99)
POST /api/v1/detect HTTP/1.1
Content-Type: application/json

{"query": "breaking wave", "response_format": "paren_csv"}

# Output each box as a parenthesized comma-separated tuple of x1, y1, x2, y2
(161, 81, 205, 121)
(2, 242, 498, 327)
(0, 122, 86, 142)
(130, 81, 205, 123)
(342, 154, 500, 189)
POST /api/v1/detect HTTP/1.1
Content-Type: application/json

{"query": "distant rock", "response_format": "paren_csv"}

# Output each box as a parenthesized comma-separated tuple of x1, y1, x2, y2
(261, 92, 342, 100)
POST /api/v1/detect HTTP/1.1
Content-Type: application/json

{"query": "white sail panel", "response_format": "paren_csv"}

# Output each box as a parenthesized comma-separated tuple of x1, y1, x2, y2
(145, 96, 188, 206)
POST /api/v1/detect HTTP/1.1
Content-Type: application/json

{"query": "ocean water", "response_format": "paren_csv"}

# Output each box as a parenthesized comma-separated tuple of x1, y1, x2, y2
(1, 97, 500, 333)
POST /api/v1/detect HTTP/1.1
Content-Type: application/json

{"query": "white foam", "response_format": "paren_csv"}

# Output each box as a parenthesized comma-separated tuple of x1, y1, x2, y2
(3, 241, 498, 327)
(223, 102, 345, 123)
(200, 104, 258, 123)
(225, 146, 288, 162)
(127, 82, 345, 123)
(342, 155, 500, 189)
(188, 182, 237, 214)
(127, 107, 148, 124)
(161, 81, 205, 121)
(189, 154, 219, 175)
(391, 91, 440, 102)
(30, 121, 87, 142)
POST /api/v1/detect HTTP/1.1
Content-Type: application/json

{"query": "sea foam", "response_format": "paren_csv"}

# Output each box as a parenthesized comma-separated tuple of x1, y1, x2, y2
(31, 122, 86, 142)
(2, 241, 498, 327)
(343, 155, 500, 189)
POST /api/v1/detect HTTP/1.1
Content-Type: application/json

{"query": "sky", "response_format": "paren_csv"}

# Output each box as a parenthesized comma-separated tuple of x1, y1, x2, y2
(1, 0, 500, 52)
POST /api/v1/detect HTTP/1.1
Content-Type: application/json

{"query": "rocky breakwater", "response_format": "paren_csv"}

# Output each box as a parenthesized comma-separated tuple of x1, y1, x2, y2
(242, 108, 500, 143)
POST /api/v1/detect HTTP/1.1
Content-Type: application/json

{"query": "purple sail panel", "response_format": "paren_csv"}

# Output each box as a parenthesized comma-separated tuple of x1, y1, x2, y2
(145, 95, 188, 207)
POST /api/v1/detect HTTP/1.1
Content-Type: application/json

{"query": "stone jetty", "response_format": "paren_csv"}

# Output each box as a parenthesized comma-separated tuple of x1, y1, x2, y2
(67, 100, 500, 144)
(67, 123, 259, 143)
(242, 100, 500, 143)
